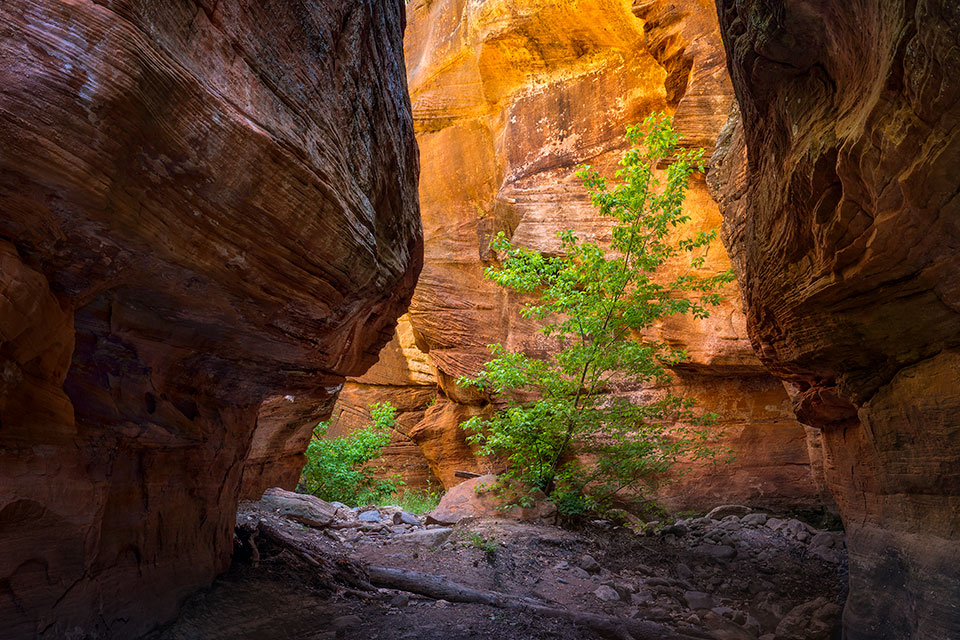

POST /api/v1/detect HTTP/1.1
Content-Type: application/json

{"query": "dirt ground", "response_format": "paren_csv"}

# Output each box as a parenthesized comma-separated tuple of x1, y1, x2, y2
(148, 501, 847, 640)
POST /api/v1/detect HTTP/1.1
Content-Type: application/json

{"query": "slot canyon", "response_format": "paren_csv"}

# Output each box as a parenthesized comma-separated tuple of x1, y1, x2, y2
(0, 1, 956, 639)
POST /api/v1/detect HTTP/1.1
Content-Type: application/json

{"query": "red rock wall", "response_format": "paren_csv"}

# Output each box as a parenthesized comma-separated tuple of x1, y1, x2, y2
(709, 1, 960, 638)
(331, 0, 825, 512)
(0, 1, 420, 637)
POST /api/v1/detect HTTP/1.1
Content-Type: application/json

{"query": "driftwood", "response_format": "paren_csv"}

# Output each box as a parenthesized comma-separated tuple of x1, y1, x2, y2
(366, 566, 710, 640)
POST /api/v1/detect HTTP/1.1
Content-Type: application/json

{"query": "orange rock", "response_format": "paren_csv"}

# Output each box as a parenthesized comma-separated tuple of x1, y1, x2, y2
(426, 474, 557, 525)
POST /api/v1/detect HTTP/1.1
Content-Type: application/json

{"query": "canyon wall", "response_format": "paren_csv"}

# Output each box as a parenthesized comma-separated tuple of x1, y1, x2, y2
(709, 1, 960, 638)
(0, 1, 420, 637)
(333, 0, 824, 512)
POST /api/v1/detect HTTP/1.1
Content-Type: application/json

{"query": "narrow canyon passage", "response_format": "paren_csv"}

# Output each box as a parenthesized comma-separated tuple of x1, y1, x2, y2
(0, 1, 957, 640)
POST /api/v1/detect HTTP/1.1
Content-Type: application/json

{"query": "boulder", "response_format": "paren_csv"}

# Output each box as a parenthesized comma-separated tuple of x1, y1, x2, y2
(807, 546, 843, 565)
(259, 488, 338, 527)
(394, 527, 453, 548)
(741, 513, 768, 526)
(809, 532, 844, 549)
(781, 519, 814, 542)
(425, 475, 556, 525)
(579, 555, 602, 574)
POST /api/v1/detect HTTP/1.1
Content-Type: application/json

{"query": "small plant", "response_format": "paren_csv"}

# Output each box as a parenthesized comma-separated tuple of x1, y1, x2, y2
(389, 481, 443, 514)
(458, 114, 734, 516)
(299, 402, 404, 506)
(465, 531, 500, 557)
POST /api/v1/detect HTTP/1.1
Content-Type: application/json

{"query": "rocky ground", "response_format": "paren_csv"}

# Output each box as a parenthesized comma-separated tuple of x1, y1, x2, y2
(149, 491, 847, 640)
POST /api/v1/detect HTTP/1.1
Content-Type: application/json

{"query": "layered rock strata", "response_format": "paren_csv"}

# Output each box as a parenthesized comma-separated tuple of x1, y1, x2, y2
(0, 1, 420, 637)
(332, 0, 824, 512)
(709, 1, 960, 638)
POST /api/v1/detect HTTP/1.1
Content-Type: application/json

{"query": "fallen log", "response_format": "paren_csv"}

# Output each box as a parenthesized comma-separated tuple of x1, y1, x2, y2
(366, 565, 710, 640)
(239, 518, 376, 593)
(454, 470, 482, 479)
(238, 518, 711, 640)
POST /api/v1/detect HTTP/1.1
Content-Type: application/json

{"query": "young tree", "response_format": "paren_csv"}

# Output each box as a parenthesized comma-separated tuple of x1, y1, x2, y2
(459, 114, 734, 515)
(299, 402, 404, 506)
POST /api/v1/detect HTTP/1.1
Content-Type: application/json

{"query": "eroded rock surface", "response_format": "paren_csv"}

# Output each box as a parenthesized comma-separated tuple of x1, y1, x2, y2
(709, 1, 960, 638)
(333, 0, 823, 513)
(0, 1, 420, 637)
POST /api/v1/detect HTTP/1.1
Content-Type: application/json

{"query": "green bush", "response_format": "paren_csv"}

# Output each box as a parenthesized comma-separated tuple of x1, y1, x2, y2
(459, 114, 734, 515)
(299, 402, 404, 506)
(389, 482, 443, 514)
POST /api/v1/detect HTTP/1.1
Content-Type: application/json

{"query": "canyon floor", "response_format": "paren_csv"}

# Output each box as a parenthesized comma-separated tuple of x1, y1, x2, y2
(148, 499, 847, 640)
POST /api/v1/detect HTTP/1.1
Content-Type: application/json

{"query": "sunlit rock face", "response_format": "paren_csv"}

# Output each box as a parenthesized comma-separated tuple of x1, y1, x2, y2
(330, 314, 441, 489)
(0, 1, 420, 637)
(709, 1, 960, 638)
(333, 0, 824, 512)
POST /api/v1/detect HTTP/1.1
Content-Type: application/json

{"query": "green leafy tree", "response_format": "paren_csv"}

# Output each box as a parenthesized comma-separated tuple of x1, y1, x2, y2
(459, 114, 734, 515)
(299, 402, 404, 506)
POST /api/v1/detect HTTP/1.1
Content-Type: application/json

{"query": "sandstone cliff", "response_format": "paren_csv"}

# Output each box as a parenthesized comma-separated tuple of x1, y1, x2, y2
(709, 1, 960, 638)
(333, 0, 823, 512)
(0, 1, 420, 637)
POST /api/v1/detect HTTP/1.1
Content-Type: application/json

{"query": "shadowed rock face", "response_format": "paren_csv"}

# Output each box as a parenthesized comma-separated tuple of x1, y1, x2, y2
(0, 1, 420, 637)
(709, 1, 960, 638)
(332, 0, 824, 513)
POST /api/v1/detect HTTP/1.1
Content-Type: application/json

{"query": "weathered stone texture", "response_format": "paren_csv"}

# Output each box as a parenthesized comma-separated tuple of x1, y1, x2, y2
(709, 1, 960, 637)
(0, 1, 420, 637)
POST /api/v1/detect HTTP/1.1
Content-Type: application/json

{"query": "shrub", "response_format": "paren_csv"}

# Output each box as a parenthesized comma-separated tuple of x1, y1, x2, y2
(299, 402, 404, 506)
(458, 114, 734, 515)
(389, 482, 443, 514)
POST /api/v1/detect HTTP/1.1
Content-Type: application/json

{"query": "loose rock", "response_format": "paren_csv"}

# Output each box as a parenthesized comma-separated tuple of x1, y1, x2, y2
(579, 554, 602, 574)
(741, 513, 768, 526)
(358, 510, 383, 523)
(393, 511, 421, 526)
(684, 590, 716, 610)
(695, 544, 737, 560)
(389, 594, 410, 608)
(395, 527, 453, 548)
(594, 585, 620, 602)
